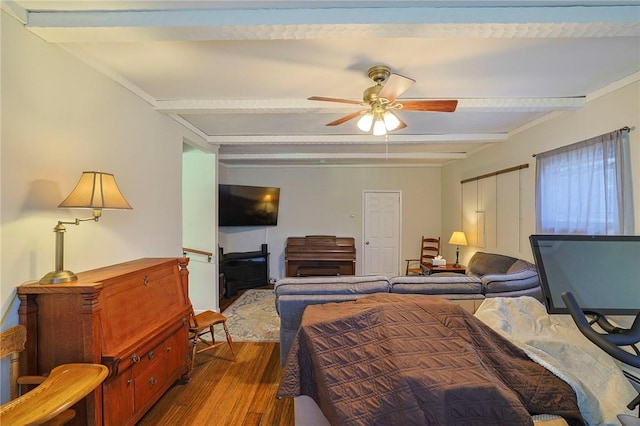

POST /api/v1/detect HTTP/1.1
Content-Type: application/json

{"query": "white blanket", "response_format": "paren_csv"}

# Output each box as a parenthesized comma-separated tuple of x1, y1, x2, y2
(475, 296, 637, 426)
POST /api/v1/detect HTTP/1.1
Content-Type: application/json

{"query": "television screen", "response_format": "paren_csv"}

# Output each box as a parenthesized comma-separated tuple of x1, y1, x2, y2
(530, 234, 640, 315)
(219, 184, 280, 227)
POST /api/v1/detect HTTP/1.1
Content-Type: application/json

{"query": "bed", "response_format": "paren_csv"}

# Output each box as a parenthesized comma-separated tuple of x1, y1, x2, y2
(277, 294, 637, 425)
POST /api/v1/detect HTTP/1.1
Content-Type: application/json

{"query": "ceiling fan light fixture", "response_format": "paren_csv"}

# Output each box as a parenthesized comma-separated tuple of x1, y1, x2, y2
(373, 118, 387, 136)
(357, 112, 374, 132)
(309, 65, 458, 132)
(383, 110, 400, 131)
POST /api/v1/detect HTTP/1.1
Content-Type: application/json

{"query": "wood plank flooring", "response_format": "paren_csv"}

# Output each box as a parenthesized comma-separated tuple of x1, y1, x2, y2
(137, 342, 294, 425)
(138, 288, 292, 426)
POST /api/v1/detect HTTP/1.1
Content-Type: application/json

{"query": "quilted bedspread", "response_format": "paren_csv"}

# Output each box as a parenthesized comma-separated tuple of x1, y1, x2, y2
(277, 293, 583, 426)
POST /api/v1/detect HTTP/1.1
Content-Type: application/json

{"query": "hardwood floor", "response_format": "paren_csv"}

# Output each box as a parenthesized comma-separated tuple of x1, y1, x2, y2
(137, 342, 294, 425)
(137, 288, 294, 425)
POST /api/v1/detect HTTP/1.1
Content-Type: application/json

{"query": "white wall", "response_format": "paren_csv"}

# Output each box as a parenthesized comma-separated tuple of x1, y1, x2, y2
(219, 165, 442, 278)
(0, 12, 205, 402)
(182, 146, 220, 311)
(442, 79, 640, 265)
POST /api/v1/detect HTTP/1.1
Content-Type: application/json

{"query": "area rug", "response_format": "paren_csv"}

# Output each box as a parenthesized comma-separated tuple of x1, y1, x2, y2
(214, 289, 279, 342)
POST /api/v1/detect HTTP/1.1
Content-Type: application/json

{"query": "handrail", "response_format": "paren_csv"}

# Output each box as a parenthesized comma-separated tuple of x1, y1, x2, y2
(182, 247, 213, 262)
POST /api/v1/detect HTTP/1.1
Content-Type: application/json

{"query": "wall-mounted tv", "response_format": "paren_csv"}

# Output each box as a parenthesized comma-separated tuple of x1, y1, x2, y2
(219, 184, 280, 227)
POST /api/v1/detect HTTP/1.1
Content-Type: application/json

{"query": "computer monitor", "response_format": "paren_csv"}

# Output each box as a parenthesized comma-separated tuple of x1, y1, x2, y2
(530, 234, 640, 315)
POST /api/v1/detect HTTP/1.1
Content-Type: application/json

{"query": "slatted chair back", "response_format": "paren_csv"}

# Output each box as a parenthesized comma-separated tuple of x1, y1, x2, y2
(0, 325, 27, 400)
(405, 236, 441, 275)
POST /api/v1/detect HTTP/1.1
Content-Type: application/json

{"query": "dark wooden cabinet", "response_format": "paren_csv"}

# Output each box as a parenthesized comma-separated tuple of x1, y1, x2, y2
(221, 244, 269, 297)
(17, 258, 192, 426)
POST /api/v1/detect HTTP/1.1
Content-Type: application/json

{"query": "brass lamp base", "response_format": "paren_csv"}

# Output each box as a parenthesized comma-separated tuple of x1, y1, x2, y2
(39, 270, 78, 284)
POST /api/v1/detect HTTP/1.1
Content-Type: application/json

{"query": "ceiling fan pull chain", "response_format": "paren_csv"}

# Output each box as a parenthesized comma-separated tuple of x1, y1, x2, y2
(385, 136, 389, 163)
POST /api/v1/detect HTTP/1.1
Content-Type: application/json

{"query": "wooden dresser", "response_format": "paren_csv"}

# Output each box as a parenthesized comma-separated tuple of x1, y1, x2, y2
(17, 258, 192, 426)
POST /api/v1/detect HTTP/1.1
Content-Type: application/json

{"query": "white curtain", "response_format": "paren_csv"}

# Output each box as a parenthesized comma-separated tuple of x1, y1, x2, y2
(535, 129, 634, 235)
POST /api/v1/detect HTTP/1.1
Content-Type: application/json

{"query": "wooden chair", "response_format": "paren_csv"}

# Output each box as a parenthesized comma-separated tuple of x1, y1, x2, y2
(190, 309, 236, 364)
(0, 325, 108, 426)
(405, 236, 441, 275)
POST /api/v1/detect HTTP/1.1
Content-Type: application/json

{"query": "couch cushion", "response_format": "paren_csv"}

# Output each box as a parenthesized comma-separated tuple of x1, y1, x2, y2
(274, 275, 390, 313)
(389, 275, 483, 295)
(274, 275, 389, 295)
(467, 252, 518, 276)
(482, 268, 540, 294)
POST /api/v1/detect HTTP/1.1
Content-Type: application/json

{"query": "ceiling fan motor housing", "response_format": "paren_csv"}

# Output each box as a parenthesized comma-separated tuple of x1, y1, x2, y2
(367, 65, 391, 84)
(364, 65, 392, 105)
(363, 85, 384, 105)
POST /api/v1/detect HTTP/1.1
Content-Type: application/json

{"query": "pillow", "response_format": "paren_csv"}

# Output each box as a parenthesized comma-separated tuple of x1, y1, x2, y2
(468, 252, 517, 276)
(506, 259, 536, 274)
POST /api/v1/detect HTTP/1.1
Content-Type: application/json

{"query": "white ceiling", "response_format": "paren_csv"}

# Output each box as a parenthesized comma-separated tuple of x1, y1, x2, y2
(6, 1, 640, 166)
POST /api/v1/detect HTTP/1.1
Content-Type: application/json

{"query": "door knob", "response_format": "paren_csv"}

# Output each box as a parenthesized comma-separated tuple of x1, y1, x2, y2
(365, 241, 370, 245)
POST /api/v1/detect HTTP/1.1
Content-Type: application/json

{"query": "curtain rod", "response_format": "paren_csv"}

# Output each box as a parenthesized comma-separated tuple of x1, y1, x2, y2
(532, 126, 634, 157)
(460, 163, 529, 184)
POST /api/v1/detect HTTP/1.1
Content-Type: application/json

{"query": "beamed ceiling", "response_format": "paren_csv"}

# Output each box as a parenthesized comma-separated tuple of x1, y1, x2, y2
(6, 1, 640, 166)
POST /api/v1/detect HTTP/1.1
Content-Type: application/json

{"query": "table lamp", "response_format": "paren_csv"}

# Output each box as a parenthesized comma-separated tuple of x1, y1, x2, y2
(448, 231, 468, 268)
(39, 171, 132, 284)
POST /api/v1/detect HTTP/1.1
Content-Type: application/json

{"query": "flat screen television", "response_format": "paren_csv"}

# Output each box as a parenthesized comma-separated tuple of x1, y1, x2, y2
(530, 234, 640, 315)
(219, 184, 280, 227)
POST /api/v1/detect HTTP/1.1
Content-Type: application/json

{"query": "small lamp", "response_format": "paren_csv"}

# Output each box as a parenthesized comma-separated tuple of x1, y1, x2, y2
(448, 231, 468, 268)
(382, 110, 400, 131)
(357, 112, 374, 132)
(372, 116, 387, 136)
(39, 171, 132, 284)
(357, 106, 401, 136)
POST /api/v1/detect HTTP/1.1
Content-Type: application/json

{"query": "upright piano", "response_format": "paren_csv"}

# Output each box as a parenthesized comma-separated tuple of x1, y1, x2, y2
(285, 235, 356, 277)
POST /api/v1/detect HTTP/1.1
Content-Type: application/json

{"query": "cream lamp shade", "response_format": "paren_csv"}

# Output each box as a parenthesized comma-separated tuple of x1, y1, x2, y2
(39, 171, 132, 284)
(58, 171, 132, 211)
(448, 231, 467, 268)
(448, 231, 468, 246)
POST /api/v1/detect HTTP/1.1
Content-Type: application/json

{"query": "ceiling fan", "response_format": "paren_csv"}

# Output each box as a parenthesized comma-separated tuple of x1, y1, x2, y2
(308, 65, 458, 136)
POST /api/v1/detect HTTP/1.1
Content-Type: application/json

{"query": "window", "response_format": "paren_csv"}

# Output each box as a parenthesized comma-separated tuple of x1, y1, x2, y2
(535, 129, 634, 235)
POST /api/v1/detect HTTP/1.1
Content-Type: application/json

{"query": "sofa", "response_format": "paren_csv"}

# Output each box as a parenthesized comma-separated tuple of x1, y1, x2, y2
(274, 251, 541, 364)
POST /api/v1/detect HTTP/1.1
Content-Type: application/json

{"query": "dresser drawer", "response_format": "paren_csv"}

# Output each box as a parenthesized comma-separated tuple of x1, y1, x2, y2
(103, 368, 134, 425)
(165, 325, 190, 377)
(134, 350, 168, 413)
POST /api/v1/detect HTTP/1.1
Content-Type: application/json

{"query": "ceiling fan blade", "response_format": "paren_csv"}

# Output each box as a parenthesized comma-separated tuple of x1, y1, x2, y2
(398, 100, 458, 112)
(379, 73, 415, 103)
(308, 96, 362, 105)
(326, 111, 363, 126)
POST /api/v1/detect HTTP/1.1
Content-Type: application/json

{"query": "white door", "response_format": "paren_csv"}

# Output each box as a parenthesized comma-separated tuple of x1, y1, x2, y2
(363, 191, 401, 276)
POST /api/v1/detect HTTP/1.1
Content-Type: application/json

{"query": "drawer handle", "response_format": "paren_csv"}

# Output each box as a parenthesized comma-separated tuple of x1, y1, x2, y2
(143, 275, 149, 286)
(148, 350, 154, 360)
(149, 376, 156, 386)
(166, 346, 172, 352)
(131, 353, 141, 363)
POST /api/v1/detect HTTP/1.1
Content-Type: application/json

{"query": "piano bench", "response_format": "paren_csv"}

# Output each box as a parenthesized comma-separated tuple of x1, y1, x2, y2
(296, 266, 341, 277)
